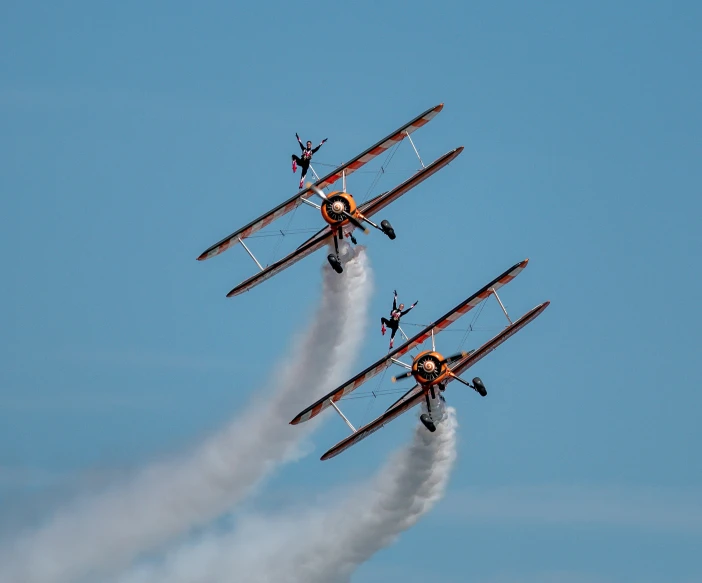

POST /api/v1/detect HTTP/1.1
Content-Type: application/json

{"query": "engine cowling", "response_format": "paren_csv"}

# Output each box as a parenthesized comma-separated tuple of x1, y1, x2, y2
(320, 191, 358, 226)
(411, 351, 449, 385)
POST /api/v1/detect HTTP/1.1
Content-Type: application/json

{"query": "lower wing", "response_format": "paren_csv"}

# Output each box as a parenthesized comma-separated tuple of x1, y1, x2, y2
(226, 229, 332, 297)
(319, 301, 550, 460)
(320, 388, 425, 461)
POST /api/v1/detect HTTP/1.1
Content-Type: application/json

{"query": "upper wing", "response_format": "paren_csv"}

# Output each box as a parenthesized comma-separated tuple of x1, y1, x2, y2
(320, 387, 426, 461)
(226, 229, 333, 297)
(197, 104, 444, 261)
(447, 301, 551, 379)
(289, 258, 530, 425)
(320, 301, 550, 461)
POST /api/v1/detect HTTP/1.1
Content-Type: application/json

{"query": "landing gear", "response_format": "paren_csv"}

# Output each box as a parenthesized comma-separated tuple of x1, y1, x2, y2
(420, 413, 436, 432)
(328, 228, 344, 274)
(471, 377, 487, 397)
(349, 234, 357, 245)
(327, 253, 342, 273)
(420, 389, 437, 432)
(380, 219, 396, 240)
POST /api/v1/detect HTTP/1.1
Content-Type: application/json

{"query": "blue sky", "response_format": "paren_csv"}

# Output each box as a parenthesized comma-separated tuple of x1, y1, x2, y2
(1, 0, 701, 581)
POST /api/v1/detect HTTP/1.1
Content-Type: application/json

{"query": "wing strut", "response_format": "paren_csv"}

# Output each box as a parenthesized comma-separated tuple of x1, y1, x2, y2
(238, 237, 263, 271)
(490, 288, 512, 324)
(300, 198, 321, 210)
(329, 400, 356, 433)
(309, 164, 321, 182)
(405, 130, 425, 168)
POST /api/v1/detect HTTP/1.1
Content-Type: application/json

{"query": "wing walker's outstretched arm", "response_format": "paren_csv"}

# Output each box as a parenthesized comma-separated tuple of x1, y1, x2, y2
(312, 138, 327, 154)
(401, 301, 418, 317)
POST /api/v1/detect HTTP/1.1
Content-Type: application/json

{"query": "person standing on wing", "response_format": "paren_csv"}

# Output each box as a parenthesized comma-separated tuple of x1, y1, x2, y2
(381, 290, 418, 349)
(292, 133, 327, 189)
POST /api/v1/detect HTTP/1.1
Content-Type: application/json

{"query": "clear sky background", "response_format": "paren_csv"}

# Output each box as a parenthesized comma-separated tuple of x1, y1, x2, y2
(1, 1, 701, 582)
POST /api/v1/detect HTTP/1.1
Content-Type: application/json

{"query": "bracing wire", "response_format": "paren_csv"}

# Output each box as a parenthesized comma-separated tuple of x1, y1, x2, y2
(361, 141, 402, 205)
(246, 228, 320, 239)
(310, 160, 405, 174)
(357, 367, 389, 426)
(456, 299, 487, 352)
(267, 204, 299, 265)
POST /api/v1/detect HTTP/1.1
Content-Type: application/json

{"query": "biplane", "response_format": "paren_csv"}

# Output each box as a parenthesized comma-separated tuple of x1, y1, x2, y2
(290, 259, 550, 460)
(197, 104, 463, 297)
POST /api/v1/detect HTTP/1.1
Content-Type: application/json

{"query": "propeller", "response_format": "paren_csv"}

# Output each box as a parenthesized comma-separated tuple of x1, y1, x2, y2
(307, 183, 368, 234)
(307, 182, 329, 201)
(341, 212, 369, 234)
(391, 370, 414, 383)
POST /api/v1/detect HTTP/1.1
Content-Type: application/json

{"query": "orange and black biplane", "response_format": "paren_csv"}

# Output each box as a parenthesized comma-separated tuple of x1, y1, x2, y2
(290, 259, 550, 460)
(197, 104, 463, 297)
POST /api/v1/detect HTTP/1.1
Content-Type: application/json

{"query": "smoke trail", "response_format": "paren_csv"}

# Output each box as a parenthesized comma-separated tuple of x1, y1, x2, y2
(0, 243, 372, 583)
(116, 405, 458, 583)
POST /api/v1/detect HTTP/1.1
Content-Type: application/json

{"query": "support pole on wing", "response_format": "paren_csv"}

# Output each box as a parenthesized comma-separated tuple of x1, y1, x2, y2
(404, 130, 425, 168)
(300, 197, 321, 210)
(238, 237, 264, 271)
(309, 164, 321, 182)
(490, 287, 513, 325)
(398, 325, 410, 342)
(329, 399, 356, 433)
(342, 169, 346, 193)
(391, 358, 412, 370)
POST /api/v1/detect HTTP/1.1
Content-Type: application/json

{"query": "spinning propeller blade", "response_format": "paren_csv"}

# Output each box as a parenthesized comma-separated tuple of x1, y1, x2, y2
(392, 371, 413, 383)
(341, 211, 369, 234)
(307, 183, 329, 201)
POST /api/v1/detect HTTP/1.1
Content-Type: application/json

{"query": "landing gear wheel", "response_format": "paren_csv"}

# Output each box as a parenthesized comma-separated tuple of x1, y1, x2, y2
(380, 219, 396, 240)
(472, 377, 487, 397)
(350, 234, 357, 245)
(420, 413, 436, 432)
(327, 253, 343, 274)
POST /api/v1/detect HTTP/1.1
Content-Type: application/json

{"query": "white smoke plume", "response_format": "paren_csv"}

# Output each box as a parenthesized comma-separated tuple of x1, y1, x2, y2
(0, 243, 372, 583)
(116, 405, 458, 583)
